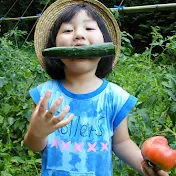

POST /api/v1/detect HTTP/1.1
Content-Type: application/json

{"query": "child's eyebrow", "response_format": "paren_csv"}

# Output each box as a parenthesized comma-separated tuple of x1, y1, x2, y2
(83, 19, 95, 23)
(65, 19, 95, 24)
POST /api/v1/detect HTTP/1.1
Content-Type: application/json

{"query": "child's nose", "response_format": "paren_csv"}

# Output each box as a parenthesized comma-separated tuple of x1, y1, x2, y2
(74, 30, 85, 40)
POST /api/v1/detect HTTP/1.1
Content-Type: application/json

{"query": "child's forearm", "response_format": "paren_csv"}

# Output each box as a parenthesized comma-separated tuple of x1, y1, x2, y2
(24, 130, 47, 152)
(113, 139, 144, 174)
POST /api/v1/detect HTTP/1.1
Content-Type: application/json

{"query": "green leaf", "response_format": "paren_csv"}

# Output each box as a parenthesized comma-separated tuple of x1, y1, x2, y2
(11, 156, 25, 163)
(145, 127, 153, 136)
(3, 104, 11, 115)
(0, 115, 4, 123)
(8, 117, 15, 126)
(162, 81, 172, 88)
(170, 102, 176, 113)
(1, 171, 12, 176)
(146, 94, 157, 106)
(114, 11, 119, 20)
(0, 77, 8, 88)
(137, 108, 151, 126)
(35, 158, 42, 163)
(169, 113, 176, 126)
(142, 84, 151, 94)
(165, 90, 176, 101)
(134, 84, 143, 97)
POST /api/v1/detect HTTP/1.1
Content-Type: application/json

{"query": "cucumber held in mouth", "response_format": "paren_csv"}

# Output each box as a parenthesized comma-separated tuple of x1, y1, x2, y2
(42, 42, 116, 59)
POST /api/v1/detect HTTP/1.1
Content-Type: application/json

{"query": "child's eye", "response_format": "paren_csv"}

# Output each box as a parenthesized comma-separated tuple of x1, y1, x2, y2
(86, 28, 94, 31)
(64, 29, 73, 33)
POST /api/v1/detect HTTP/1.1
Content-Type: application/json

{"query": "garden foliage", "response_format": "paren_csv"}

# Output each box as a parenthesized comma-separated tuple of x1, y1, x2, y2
(1, 0, 176, 54)
(0, 27, 175, 175)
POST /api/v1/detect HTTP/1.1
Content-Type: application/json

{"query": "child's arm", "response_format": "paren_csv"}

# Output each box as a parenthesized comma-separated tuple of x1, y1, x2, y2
(112, 117, 144, 173)
(24, 90, 74, 152)
(112, 117, 169, 176)
(24, 128, 47, 152)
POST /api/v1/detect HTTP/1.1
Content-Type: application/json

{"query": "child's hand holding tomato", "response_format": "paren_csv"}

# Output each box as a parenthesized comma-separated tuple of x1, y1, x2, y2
(141, 136, 176, 176)
(142, 161, 169, 176)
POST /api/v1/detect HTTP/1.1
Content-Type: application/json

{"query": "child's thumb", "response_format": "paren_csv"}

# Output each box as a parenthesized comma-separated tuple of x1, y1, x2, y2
(157, 170, 169, 176)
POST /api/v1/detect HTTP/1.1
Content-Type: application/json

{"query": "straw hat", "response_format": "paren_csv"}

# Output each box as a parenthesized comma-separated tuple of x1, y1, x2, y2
(34, 0, 121, 71)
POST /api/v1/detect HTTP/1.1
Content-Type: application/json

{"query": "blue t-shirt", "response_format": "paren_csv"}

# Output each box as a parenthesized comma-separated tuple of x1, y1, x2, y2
(29, 79, 137, 176)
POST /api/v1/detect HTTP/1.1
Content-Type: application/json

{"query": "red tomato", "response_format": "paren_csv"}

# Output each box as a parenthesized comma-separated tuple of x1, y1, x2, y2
(141, 136, 176, 171)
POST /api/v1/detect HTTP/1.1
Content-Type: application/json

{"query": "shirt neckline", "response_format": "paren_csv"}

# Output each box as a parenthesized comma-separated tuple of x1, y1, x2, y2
(57, 78, 108, 100)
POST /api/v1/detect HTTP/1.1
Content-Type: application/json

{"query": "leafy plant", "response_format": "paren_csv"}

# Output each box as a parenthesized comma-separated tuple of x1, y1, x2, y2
(0, 30, 48, 175)
(148, 26, 176, 64)
(0, 28, 175, 175)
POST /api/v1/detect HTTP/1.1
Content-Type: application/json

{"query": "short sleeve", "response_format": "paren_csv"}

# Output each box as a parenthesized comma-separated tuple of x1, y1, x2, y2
(113, 95, 137, 130)
(107, 82, 137, 131)
(29, 87, 40, 105)
(28, 80, 58, 106)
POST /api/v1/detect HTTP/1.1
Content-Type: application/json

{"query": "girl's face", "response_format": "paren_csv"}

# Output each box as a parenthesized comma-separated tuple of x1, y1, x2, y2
(55, 10, 104, 75)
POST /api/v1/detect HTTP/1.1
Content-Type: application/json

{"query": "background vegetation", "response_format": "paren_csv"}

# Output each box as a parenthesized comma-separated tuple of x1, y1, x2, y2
(0, 0, 176, 175)
(1, 0, 176, 52)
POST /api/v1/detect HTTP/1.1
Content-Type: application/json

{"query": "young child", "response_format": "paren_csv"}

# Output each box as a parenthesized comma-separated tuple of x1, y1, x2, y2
(24, 0, 169, 176)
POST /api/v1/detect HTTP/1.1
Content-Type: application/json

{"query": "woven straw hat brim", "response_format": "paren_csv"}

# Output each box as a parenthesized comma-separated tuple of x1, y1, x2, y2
(34, 0, 121, 71)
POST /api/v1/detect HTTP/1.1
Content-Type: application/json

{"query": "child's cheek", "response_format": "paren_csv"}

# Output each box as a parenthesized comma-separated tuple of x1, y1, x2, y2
(56, 34, 72, 47)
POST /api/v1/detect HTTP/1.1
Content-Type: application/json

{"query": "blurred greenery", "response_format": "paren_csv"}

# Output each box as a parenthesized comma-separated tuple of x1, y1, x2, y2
(0, 1, 176, 175)
(0, 26, 175, 175)
(1, 0, 176, 53)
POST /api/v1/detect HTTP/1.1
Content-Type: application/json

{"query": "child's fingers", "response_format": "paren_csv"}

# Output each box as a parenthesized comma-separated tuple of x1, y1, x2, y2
(45, 97, 63, 120)
(143, 167, 158, 176)
(52, 105, 70, 124)
(143, 168, 150, 176)
(158, 170, 169, 176)
(38, 90, 52, 115)
(55, 113, 74, 129)
(142, 161, 169, 176)
(34, 97, 43, 112)
(142, 161, 159, 176)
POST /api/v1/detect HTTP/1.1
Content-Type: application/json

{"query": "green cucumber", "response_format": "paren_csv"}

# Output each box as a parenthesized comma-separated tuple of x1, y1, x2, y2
(42, 42, 116, 58)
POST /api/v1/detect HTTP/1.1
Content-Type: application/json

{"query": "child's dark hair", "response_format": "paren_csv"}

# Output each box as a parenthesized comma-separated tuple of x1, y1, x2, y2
(44, 4, 114, 80)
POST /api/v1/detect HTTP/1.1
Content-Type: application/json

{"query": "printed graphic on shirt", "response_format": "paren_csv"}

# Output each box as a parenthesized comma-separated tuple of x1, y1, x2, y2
(47, 115, 109, 152)
(45, 114, 112, 176)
